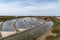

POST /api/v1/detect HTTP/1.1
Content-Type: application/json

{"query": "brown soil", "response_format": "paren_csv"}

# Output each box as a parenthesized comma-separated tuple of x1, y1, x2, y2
(36, 29, 53, 40)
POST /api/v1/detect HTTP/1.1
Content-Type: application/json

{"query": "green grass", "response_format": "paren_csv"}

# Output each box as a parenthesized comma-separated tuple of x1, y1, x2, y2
(21, 34, 36, 40)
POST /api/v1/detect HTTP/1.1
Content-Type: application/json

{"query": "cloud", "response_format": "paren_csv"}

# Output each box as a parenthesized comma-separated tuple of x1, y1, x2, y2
(0, 0, 60, 16)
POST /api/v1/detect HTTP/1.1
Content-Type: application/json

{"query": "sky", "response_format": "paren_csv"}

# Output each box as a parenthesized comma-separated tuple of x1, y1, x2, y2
(0, 0, 60, 16)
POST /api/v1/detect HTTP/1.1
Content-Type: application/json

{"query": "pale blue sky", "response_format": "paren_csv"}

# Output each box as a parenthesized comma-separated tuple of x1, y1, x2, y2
(0, 0, 60, 16)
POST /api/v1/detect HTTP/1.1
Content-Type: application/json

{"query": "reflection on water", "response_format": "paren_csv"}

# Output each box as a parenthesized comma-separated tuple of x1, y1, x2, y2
(1, 18, 45, 32)
(16, 20, 27, 28)
(2, 20, 16, 31)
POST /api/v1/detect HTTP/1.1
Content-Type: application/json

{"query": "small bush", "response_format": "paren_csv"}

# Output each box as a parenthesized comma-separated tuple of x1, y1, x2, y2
(46, 35, 55, 40)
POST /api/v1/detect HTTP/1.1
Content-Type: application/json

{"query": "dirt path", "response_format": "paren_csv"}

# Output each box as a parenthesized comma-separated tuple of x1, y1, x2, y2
(36, 29, 52, 40)
(56, 17, 60, 19)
